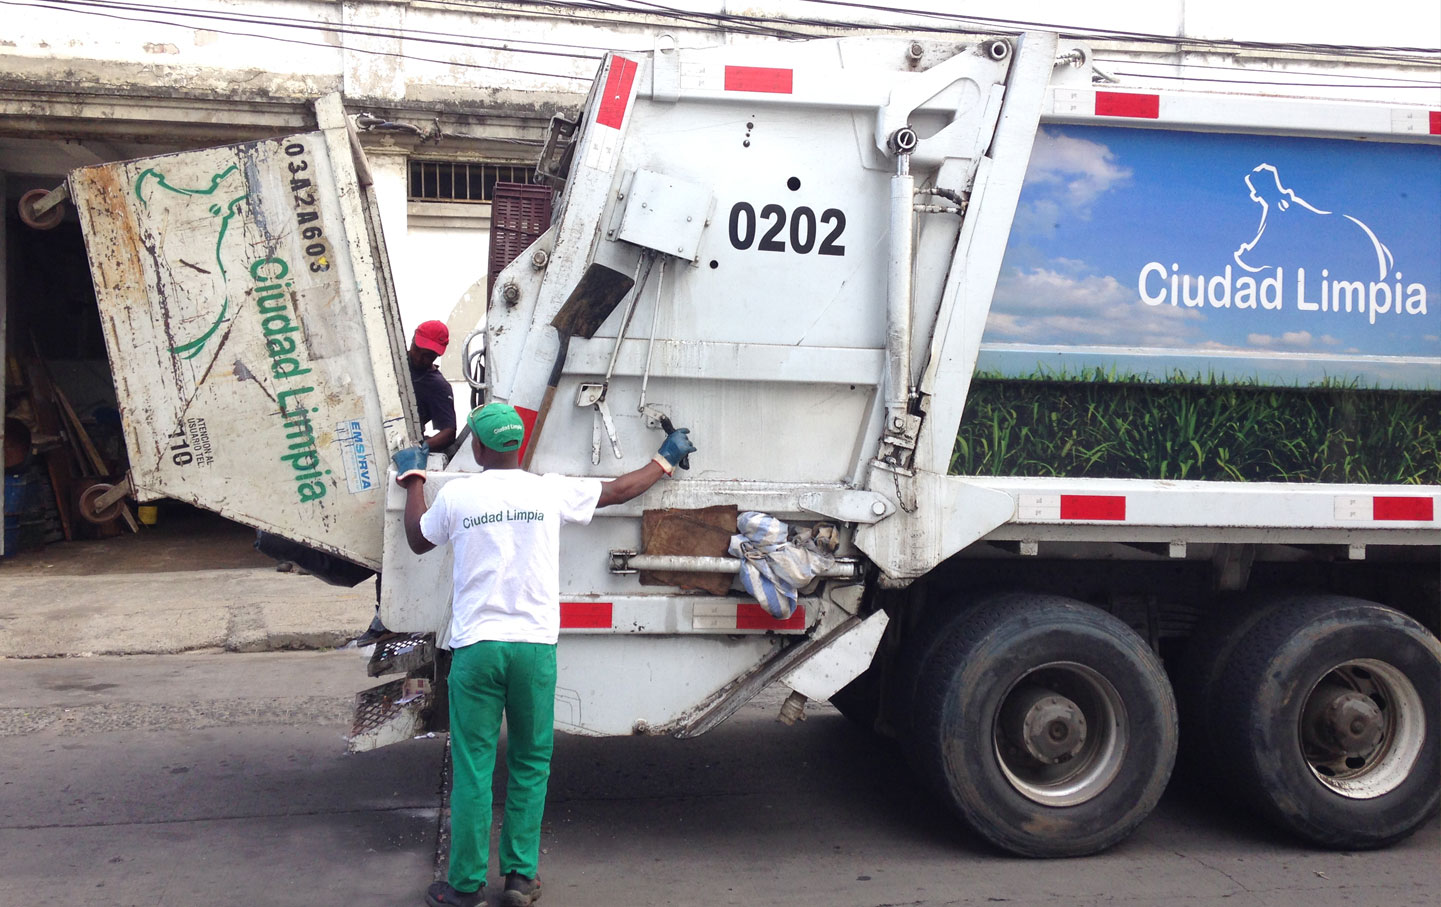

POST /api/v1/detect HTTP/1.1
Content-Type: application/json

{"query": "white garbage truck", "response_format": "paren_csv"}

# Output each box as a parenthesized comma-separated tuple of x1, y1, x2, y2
(57, 31, 1439, 858)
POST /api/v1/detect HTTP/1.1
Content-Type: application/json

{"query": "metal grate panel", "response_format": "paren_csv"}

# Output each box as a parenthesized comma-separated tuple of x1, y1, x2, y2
(348, 677, 433, 753)
(367, 632, 435, 677)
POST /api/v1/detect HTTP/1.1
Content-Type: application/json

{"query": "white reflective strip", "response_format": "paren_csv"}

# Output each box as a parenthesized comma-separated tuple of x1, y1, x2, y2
(679, 61, 723, 91)
(1018, 494, 1062, 520)
(1390, 109, 1433, 134)
(1050, 88, 1093, 117)
(1335, 496, 1370, 520)
(1049, 88, 1438, 139)
(691, 603, 737, 630)
(583, 128, 620, 172)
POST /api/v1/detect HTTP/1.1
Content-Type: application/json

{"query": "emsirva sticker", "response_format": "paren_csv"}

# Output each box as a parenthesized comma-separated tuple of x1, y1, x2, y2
(336, 419, 376, 494)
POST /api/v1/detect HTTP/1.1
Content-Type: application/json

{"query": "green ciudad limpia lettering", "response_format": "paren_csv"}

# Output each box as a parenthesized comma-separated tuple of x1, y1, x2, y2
(252, 256, 326, 504)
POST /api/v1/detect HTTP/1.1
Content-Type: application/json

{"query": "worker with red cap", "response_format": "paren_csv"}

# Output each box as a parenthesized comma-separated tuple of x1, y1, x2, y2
(408, 320, 457, 452)
(352, 320, 460, 647)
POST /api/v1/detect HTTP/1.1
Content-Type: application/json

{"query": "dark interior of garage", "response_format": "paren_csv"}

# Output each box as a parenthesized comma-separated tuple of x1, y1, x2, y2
(4, 169, 253, 564)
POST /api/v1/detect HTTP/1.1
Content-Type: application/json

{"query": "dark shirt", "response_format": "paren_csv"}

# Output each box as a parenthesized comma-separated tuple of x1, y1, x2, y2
(410, 363, 456, 434)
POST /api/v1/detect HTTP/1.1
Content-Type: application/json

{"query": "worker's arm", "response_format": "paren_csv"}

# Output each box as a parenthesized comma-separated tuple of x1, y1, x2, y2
(597, 460, 666, 507)
(597, 428, 696, 508)
(393, 445, 437, 554)
(423, 426, 456, 451)
(400, 477, 436, 554)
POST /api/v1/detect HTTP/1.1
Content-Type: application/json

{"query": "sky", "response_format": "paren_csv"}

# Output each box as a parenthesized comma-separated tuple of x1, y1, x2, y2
(984, 125, 1441, 387)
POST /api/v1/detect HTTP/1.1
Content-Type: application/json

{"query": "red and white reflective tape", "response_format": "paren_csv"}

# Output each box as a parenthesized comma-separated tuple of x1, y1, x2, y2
(1093, 90, 1159, 119)
(1050, 88, 1440, 139)
(595, 56, 638, 129)
(693, 603, 807, 631)
(1335, 495, 1435, 522)
(560, 601, 613, 629)
(1019, 494, 1127, 521)
(723, 65, 794, 94)
(559, 601, 808, 632)
(1395, 109, 1441, 135)
(583, 55, 639, 172)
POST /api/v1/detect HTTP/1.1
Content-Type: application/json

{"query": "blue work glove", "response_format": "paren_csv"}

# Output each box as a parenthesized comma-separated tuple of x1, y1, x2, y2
(392, 443, 430, 485)
(653, 428, 695, 476)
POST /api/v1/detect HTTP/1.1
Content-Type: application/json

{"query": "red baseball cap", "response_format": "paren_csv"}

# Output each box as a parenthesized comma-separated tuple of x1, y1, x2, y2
(413, 320, 449, 355)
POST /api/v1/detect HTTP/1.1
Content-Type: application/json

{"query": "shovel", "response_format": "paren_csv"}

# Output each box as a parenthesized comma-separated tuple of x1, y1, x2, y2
(521, 263, 635, 468)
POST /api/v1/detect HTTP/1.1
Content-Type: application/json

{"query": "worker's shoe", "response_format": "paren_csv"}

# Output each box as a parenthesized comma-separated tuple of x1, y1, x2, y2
(500, 872, 542, 906)
(425, 880, 483, 907)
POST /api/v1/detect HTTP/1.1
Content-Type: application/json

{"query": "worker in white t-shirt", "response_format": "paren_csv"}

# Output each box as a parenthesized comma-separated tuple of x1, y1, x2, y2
(393, 401, 695, 907)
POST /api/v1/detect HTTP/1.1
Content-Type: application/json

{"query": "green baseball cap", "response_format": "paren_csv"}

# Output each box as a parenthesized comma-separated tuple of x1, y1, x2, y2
(468, 402, 525, 451)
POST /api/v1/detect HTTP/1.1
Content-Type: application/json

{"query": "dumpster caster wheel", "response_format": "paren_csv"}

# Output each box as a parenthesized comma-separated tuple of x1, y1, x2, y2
(78, 483, 124, 524)
(18, 188, 64, 230)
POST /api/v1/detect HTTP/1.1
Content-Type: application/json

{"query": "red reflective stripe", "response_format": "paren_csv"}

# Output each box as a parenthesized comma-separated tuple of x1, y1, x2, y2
(596, 56, 638, 129)
(561, 601, 613, 629)
(513, 405, 539, 464)
(724, 66, 793, 94)
(735, 603, 806, 630)
(1095, 91, 1159, 119)
(1060, 495, 1126, 521)
(1373, 497, 1434, 521)
(1430, 111, 1441, 135)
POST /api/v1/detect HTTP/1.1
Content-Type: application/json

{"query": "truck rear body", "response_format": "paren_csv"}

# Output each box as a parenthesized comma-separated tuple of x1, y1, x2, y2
(70, 31, 1439, 858)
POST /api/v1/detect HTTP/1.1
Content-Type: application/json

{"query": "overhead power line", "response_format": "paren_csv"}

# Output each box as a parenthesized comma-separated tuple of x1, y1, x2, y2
(3, 0, 600, 80)
(6, 0, 1438, 95)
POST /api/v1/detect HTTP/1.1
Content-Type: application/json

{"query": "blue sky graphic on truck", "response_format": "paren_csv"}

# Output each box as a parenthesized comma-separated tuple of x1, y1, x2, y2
(983, 126, 1440, 387)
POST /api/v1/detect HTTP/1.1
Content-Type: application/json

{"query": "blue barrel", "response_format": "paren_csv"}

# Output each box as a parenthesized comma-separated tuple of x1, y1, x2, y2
(4, 472, 36, 556)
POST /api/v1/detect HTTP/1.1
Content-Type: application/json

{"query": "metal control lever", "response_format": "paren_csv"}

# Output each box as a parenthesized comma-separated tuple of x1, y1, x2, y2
(577, 383, 622, 463)
(640, 404, 688, 471)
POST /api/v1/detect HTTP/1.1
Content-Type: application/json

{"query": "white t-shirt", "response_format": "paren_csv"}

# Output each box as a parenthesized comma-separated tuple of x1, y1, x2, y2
(420, 469, 602, 646)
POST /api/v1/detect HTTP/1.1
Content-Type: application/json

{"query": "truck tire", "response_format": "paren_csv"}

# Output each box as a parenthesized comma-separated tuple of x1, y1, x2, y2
(1208, 596, 1441, 849)
(909, 593, 1178, 857)
(1173, 595, 1281, 784)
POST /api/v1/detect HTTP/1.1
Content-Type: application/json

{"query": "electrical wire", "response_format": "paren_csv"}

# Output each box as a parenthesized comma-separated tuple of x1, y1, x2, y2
(1096, 65, 1441, 94)
(32, 0, 602, 59)
(2, 0, 598, 79)
(1094, 57, 1441, 86)
(1105, 72, 1441, 91)
(8, 0, 1438, 95)
(789, 0, 1441, 59)
(34, 0, 612, 57)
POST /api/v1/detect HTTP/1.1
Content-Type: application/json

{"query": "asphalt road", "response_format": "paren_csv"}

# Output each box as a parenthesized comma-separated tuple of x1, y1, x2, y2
(1, 650, 1436, 907)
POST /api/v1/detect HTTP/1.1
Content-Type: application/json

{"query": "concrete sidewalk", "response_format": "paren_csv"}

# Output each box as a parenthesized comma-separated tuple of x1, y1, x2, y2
(0, 567, 376, 657)
(0, 511, 376, 658)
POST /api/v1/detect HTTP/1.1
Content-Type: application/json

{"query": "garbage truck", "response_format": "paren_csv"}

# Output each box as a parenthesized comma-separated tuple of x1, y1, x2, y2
(52, 31, 1439, 858)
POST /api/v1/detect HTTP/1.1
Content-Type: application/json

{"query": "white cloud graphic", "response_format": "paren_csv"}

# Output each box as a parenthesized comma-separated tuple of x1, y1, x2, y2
(1247, 331, 1318, 349)
(1024, 129, 1133, 208)
(989, 266, 1204, 347)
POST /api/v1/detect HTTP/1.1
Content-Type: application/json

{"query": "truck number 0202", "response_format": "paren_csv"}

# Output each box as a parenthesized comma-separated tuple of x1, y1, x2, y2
(728, 202, 846, 256)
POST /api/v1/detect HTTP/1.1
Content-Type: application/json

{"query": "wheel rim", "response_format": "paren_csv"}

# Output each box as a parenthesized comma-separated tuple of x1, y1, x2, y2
(1299, 658, 1425, 799)
(992, 661, 1128, 807)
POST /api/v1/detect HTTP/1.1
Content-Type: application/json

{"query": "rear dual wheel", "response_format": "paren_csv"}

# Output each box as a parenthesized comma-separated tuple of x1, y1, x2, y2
(1200, 596, 1440, 848)
(909, 593, 1177, 857)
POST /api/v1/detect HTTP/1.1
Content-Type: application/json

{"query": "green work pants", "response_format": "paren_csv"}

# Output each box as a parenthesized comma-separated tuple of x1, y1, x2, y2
(447, 640, 557, 892)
